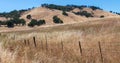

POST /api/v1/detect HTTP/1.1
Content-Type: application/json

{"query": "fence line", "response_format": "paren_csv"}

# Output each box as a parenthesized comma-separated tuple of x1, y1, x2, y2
(22, 36, 120, 63)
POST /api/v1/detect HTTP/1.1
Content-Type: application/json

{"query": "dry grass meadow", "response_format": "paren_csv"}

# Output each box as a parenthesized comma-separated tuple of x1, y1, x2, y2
(0, 17, 120, 63)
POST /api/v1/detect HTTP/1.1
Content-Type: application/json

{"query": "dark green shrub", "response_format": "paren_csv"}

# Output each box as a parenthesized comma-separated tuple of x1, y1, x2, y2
(74, 11, 93, 17)
(89, 6, 102, 10)
(6, 20, 14, 28)
(1, 21, 7, 25)
(20, 19, 26, 26)
(12, 18, 21, 25)
(26, 14, 32, 19)
(37, 20, 46, 26)
(0, 21, 2, 26)
(28, 19, 37, 27)
(62, 11, 68, 16)
(53, 16, 63, 24)
(100, 15, 104, 18)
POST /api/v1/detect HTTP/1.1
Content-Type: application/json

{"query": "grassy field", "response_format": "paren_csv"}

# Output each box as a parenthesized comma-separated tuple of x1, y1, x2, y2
(0, 18, 120, 63)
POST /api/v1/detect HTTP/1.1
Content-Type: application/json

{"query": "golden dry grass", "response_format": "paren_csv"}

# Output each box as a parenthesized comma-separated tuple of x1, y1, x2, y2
(0, 17, 120, 63)
(0, 17, 8, 21)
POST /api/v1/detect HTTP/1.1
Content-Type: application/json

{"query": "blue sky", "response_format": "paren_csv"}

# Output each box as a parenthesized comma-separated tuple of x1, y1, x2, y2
(0, 0, 120, 12)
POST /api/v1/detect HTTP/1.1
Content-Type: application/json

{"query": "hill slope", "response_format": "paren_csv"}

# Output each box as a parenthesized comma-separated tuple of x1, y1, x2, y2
(72, 8, 117, 17)
(20, 6, 118, 25)
(0, 16, 120, 33)
(20, 7, 88, 24)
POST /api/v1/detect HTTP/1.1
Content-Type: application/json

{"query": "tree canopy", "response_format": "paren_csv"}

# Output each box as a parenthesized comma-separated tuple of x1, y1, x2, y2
(0, 8, 34, 19)
(28, 19, 46, 27)
(53, 16, 63, 24)
(41, 4, 103, 11)
(73, 11, 93, 17)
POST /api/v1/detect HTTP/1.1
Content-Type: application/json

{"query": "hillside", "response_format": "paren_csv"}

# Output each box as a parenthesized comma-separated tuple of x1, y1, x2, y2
(0, 16, 120, 33)
(20, 7, 87, 24)
(0, 4, 119, 27)
(20, 5, 118, 25)
(72, 8, 117, 17)
(0, 4, 119, 29)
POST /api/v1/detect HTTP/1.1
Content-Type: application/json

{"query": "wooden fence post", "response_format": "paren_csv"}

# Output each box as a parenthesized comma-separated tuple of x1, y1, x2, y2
(98, 42, 103, 63)
(24, 39, 26, 45)
(45, 35, 48, 51)
(79, 41, 82, 56)
(61, 41, 64, 52)
(33, 36, 37, 47)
